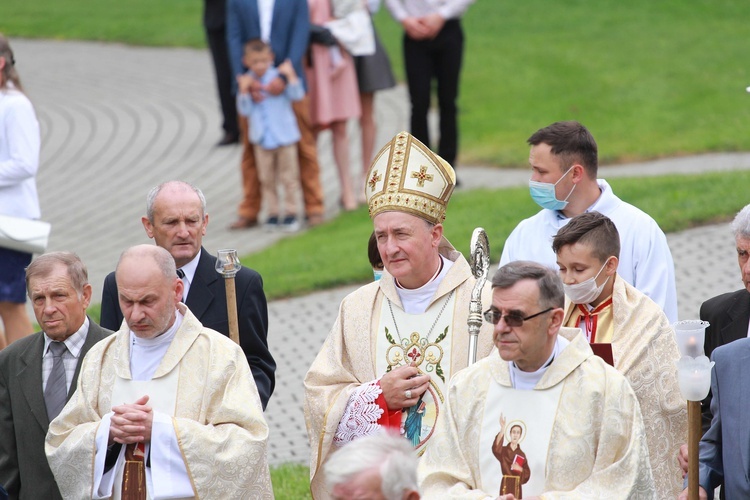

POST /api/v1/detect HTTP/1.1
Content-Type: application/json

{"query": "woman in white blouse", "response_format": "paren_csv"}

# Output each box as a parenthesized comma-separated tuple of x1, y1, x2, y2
(0, 34, 39, 348)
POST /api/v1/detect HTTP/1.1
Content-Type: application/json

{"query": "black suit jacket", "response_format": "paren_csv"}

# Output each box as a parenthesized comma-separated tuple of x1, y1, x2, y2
(699, 288, 750, 432)
(100, 248, 275, 408)
(0, 320, 111, 499)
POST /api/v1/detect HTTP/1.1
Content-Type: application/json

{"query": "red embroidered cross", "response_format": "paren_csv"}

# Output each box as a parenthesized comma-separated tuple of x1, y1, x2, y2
(368, 170, 382, 190)
(411, 166, 434, 187)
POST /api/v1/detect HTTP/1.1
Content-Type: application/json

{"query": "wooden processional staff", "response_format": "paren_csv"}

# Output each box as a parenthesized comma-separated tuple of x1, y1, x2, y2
(215, 249, 241, 344)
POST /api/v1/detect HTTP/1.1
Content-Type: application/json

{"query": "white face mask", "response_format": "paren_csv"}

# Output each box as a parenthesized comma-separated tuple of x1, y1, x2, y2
(563, 260, 611, 304)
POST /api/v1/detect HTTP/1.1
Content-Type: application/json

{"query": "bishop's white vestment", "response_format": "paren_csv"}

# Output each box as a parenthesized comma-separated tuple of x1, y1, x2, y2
(304, 243, 495, 498)
(418, 329, 656, 499)
(45, 304, 273, 499)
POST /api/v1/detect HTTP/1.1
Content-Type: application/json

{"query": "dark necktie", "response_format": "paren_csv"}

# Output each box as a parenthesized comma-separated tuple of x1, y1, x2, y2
(177, 268, 187, 300)
(44, 342, 68, 421)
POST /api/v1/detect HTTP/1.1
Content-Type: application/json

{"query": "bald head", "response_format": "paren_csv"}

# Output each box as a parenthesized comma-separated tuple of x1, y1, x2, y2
(116, 245, 183, 338)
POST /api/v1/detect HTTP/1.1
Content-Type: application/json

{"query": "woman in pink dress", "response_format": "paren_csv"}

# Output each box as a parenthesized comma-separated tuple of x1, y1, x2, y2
(305, 0, 362, 211)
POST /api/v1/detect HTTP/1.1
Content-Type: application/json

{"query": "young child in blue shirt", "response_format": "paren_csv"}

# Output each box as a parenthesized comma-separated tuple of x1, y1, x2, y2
(237, 39, 305, 231)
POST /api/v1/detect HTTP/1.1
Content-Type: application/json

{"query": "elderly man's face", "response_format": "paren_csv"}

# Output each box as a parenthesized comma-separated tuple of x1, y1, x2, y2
(491, 279, 560, 372)
(331, 467, 387, 500)
(142, 186, 208, 269)
(117, 257, 183, 339)
(737, 236, 750, 293)
(28, 263, 91, 341)
(373, 212, 442, 289)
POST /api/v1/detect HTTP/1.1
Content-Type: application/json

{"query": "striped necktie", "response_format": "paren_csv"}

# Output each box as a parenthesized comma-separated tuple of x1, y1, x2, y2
(44, 342, 68, 421)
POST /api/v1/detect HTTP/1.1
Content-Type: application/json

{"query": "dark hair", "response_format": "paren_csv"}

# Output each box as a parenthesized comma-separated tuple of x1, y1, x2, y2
(527, 121, 598, 179)
(552, 211, 620, 262)
(492, 261, 564, 309)
(244, 38, 271, 54)
(368, 232, 383, 270)
(0, 34, 23, 91)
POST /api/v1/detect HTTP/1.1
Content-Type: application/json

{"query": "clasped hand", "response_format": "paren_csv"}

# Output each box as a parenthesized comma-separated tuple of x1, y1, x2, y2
(108, 395, 153, 445)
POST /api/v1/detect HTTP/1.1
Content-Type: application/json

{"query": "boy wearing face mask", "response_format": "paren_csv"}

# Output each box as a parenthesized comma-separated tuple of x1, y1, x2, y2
(552, 211, 686, 500)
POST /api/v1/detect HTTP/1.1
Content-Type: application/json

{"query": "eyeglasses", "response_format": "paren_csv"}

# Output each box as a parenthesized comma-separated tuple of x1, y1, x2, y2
(483, 307, 554, 327)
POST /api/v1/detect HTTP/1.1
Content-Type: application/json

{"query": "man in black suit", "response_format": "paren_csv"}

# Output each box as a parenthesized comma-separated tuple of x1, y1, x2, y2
(0, 252, 112, 499)
(699, 204, 750, 431)
(204, 0, 240, 146)
(99, 181, 275, 408)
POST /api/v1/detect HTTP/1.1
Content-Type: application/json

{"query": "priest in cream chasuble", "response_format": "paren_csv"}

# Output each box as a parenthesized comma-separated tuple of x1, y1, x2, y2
(419, 261, 655, 499)
(45, 246, 273, 499)
(304, 132, 494, 499)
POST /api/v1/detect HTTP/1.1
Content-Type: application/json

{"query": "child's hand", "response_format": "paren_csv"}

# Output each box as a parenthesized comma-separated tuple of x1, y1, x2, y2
(236, 74, 254, 94)
(277, 59, 298, 82)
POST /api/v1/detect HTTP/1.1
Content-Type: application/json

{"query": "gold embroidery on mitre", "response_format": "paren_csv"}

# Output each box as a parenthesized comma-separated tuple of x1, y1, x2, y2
(365, 131, 455, 225)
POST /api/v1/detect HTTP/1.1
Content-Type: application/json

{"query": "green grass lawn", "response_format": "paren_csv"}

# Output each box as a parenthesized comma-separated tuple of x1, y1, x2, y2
(244, 169, 749, 300)
(5, 0, 750, 165)
(271, 463, 312, 500)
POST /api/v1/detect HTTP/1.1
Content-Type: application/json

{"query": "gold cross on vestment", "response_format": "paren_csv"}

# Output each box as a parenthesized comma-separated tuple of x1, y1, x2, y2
(411, 166, 434, 187)
(368, 170, 382, 190)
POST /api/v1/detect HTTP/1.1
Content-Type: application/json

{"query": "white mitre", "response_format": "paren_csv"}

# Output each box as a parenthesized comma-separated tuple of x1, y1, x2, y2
(365, 131, 456, 224)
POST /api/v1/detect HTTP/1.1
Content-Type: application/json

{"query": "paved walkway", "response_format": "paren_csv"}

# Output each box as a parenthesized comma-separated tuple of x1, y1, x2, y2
(12, 38, 750, 466)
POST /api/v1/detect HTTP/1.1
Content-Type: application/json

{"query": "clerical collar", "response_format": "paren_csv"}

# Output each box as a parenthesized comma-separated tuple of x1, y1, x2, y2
(396, 255, 454, 314)
(129, 310, 184, 381)
(130, 309, 183, 347)
(509, 335, 570, 390)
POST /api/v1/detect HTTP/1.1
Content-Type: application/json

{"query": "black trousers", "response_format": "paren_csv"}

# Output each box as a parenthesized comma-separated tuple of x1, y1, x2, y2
(403, 19, 464, 167)
(205, 27, 239, 137)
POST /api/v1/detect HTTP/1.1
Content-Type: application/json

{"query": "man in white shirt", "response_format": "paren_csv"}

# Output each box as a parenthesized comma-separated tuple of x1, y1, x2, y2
(500, 120, 678, 322)
(384, 0, 474, 171)
(46, 245, 272, 499)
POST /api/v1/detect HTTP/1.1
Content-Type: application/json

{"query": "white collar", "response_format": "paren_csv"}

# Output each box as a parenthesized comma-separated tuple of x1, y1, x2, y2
(396, 255, 454, 314)
(509, 335, 570, 390)
(178, 249, 201, 285)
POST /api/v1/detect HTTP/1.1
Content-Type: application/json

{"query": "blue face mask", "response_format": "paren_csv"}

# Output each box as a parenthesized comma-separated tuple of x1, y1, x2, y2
(528, 167, 576, 211)
(373, 269, 384, 281)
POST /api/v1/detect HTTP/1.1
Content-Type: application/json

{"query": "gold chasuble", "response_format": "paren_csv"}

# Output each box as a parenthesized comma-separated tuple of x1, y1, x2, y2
(562, 275, 687, 498)
(304, 242, 495, 499)
(419, 329, 656, 499)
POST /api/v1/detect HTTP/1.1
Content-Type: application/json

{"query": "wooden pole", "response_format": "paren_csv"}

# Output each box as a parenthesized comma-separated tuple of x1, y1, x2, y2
(224, 277, 240, 345)
(688, 400, 701, 500)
